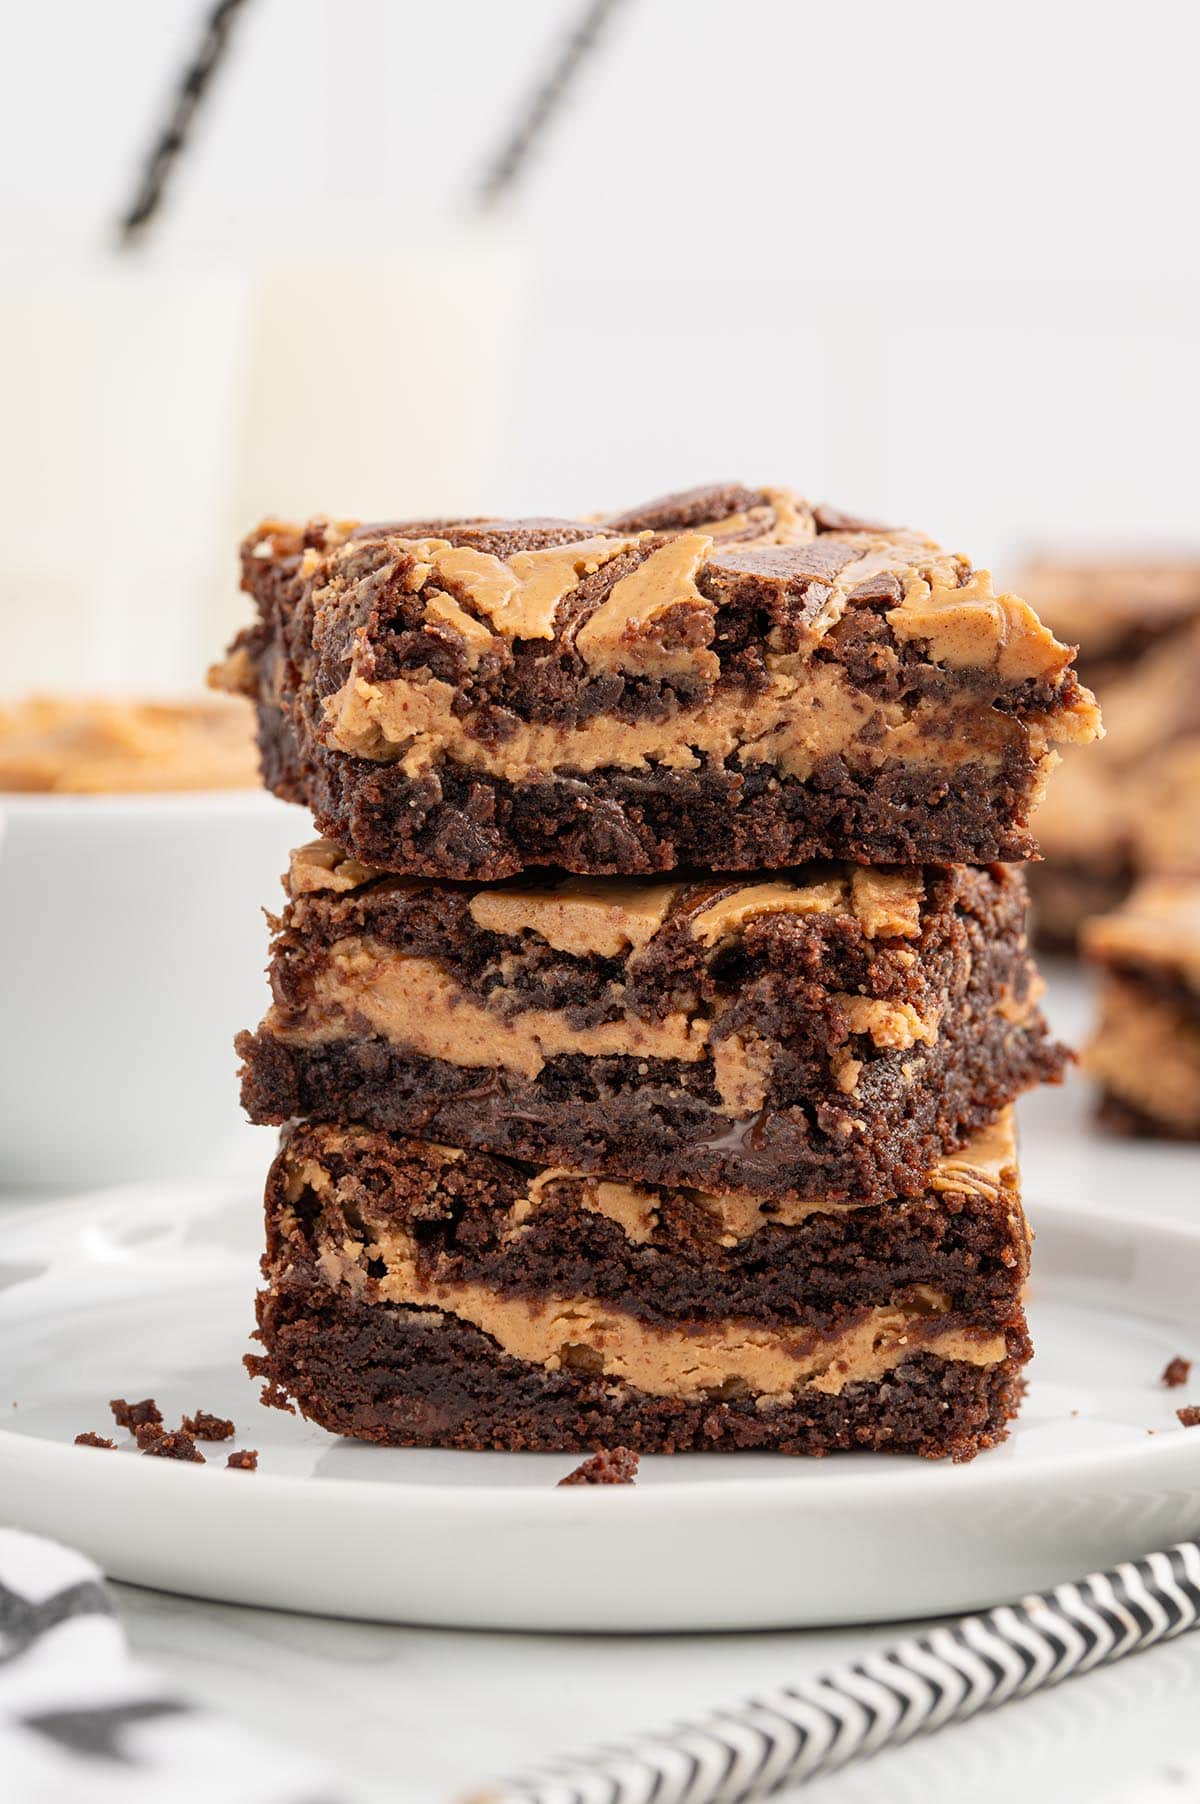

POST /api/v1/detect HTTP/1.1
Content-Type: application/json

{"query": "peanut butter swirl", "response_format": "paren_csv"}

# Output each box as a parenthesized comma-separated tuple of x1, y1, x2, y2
(235, 484, 1100, 787)
(311, 1222, 1005, 1403)
(275, 848, 946, 1106)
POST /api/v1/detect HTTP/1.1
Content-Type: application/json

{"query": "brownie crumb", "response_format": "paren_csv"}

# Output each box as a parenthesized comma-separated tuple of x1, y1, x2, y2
(133, 1421, 168, 1450)
(110, 1397, 162, 1430)
(1176, 1406, 1200, 1428)
(1162, 1357, 1192, 1389)
(74, 1432, 116, 1450)
(558, 1448, 640, 1487)
(182, 1410, 236, 1442)
(142, 1430, 204, 1462)
(227, 1448, 259, 1470)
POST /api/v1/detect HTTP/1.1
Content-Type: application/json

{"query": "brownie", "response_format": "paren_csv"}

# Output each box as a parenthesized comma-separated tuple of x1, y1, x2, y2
(213, 484, 1099, 880)
(239, 844, 1062, 1205)
(1028, 622, 1200, 950)
(1082, 878, 1200, 1138)
(1020, 553, 1200, 691)
(248, 1114, 1032, 1462)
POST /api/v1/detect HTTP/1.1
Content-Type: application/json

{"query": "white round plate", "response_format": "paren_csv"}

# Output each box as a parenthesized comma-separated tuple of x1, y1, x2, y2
(3, 1067, 1200, 1631)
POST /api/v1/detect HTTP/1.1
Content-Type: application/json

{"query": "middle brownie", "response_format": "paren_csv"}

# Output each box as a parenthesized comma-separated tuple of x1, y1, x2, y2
(240, 842, 1062, 1205)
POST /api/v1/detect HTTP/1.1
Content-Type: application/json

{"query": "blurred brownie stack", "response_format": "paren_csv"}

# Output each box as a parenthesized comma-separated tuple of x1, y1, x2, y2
(1081, 877, 1200, 1141)
(217, 484, 1100, 1460)
(1020, 555, 1200, 949)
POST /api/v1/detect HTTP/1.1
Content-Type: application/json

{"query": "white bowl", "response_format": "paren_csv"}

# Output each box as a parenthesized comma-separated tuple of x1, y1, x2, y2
(0, 790, 306, 1191)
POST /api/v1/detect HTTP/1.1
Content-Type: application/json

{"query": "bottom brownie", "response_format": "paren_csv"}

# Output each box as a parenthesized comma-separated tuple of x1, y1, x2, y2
(250, 1287, 1027, 1463)
(249, 1116, 1032, 1462)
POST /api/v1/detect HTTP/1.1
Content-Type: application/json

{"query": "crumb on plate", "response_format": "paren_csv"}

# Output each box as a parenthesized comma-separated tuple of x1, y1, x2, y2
(558, 1448, 640, 1487)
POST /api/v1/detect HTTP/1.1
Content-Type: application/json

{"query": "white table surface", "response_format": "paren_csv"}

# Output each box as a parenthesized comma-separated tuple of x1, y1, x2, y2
(18, 968, 1200, 1802)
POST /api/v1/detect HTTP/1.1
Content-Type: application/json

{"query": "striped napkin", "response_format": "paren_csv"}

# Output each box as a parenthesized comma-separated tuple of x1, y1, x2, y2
(0, 1528, 345, 1804)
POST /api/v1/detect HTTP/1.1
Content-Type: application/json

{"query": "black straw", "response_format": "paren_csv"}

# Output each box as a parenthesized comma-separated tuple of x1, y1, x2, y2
(117, 0, 252, 246)
(475, 0, 630, 212)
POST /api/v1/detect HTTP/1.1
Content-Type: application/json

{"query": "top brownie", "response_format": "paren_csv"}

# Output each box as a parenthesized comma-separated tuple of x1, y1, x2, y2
(215, 482, 1100, 880)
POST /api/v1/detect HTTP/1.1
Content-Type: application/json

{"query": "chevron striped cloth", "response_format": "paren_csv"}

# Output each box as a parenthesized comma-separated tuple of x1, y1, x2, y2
(0, 1529, 346, 1803)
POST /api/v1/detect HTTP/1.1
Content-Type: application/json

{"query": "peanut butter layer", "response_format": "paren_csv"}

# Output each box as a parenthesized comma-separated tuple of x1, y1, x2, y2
(305, 1189, 1008, 1401)
(264, 931, 941, 1097)
(0, 694, 258, 793)
(302, 509, 1080, 694)
(289, 837, 926, 944)
(278, 944, 713, 1080)
(331, 1250, 1006, 1402)
(268, 856, 944, 1103)
(466, 879, 686, 958)
(320, 663, 1073, 785)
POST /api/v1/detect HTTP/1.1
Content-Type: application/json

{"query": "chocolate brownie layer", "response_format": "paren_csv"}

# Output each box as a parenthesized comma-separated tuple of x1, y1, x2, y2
(240, 846, 1063, 1203)
(1082, 879, 1200, 1138)
(250, 1119, 1030, 1460)
(214, 483, 1099, 879)
(265, 1113, 1029, 1333)
(250, 1297, 1027, 1461)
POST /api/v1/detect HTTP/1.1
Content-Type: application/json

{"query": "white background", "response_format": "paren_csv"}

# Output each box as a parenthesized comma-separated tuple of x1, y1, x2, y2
(2, 0, 1199, 687)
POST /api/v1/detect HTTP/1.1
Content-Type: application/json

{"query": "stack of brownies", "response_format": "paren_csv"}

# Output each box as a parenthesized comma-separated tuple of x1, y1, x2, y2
(218, 483, 1100, 1461)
